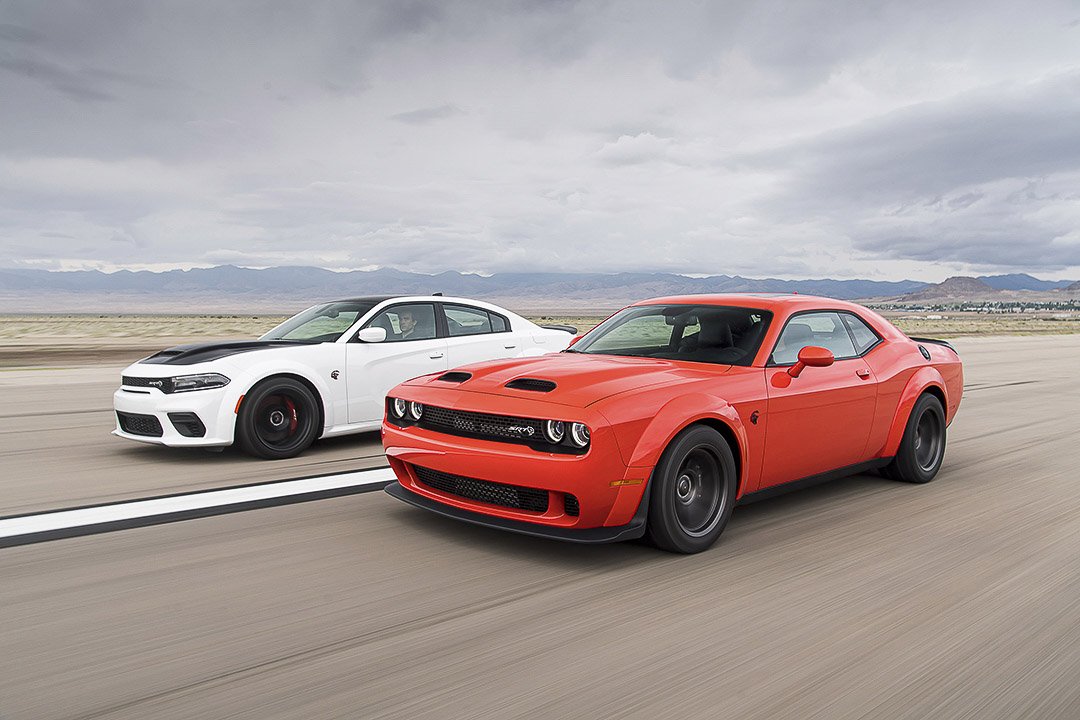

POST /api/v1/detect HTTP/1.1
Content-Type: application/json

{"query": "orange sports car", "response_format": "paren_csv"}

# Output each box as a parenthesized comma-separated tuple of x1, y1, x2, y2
(382, 294, 963, 553)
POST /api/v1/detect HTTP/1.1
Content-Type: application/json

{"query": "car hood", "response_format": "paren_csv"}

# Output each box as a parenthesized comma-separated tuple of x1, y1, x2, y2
(408, 352, 732, 408)
(137, 340, 312, 366)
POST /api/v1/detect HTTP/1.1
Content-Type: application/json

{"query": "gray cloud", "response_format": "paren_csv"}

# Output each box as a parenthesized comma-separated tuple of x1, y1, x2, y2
(391, 104, 464, 124)
(1, 0, 1079, 280)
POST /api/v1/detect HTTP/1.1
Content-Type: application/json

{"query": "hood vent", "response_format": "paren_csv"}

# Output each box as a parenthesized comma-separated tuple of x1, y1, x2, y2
(505, 378, 557, 392)
(436, 371, 472, 383)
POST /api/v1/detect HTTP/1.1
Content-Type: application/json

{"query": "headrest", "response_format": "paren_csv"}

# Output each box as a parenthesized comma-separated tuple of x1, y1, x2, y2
(697, 317, 733, 348)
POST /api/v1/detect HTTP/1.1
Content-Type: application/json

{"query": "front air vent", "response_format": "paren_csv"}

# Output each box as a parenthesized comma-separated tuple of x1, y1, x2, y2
(413, 465, 549, 513)
(505, 378, 557, 392)
(117, 411, 164, 437)
(436, 371, 472, 383)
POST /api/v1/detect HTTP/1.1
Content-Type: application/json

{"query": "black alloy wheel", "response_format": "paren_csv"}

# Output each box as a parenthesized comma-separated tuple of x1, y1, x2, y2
(236, 377, 320, 459)
(883, 393, 947, 483)
(646, 425, 737, 554)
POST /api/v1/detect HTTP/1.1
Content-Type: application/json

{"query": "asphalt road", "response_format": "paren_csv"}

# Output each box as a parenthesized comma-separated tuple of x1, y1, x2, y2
(0, 366, 387, 516)
(2, 335, 1080, 719)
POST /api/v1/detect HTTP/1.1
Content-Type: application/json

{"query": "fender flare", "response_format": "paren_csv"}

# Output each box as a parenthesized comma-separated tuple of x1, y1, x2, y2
(882, 367, 948, 458)
(237, 368, 333, 436)
(621, 393, 750, 495)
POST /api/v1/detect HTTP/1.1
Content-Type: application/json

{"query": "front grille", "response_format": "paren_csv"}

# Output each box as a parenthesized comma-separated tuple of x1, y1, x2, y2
(122, 376, 165, 389)
(564, 494, 580, 516)
(116, 411, 164, 437)
(420, 406, 544, 443)
(413, 465, 549, 513)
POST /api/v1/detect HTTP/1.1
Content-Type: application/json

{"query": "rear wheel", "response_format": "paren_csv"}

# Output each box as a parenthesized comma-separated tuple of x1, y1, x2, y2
(646, 426, 737, 554)
(884, 393, 946, 483)
(236, 377, 320, 459)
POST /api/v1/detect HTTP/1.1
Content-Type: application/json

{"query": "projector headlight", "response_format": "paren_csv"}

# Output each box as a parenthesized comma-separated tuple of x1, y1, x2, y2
(391, 397, 408, 419)
(408, 401, 424, 420)
(568, 422, 590, 448)
(543, 420, 565, 444)
(167, 373, 230, 393)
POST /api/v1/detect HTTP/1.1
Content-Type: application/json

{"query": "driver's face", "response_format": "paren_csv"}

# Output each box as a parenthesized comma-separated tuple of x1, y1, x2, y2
(400, 312, 416, 333)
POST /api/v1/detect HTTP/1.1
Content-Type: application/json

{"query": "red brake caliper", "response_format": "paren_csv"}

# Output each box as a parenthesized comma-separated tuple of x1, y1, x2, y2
(285, 397, 298, 434)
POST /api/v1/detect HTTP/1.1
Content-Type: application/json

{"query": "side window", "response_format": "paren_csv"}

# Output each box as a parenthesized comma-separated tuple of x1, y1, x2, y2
(489, 313, 508, 333)
(363, 303, 437, 342)
(772, 312, 858, 365)
(445, 305, 493, 336)
(842, 313, 880, 354)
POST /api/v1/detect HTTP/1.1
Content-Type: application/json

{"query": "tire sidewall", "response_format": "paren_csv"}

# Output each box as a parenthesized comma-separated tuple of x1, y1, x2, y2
(236, 377, 319, 459)
(647, 425, 738, 554)
(896, 394, 946, 483)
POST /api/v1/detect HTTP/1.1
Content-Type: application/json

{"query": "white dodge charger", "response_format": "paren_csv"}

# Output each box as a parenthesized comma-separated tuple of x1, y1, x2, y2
(113, 295, 575, 458)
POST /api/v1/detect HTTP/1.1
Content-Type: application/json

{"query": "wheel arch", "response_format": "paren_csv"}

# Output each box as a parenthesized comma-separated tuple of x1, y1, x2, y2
(620, 393, 749, 498)
(240, 372, 328, 437)
(684, 418, 744, 496)
(882, 367, 948, 458)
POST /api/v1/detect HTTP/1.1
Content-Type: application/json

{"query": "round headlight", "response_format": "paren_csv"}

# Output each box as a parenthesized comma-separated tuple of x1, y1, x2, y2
(569, 422, 590, 448)
(391, 397, 407, 418)
(543, 420, 565, 443)
(409, 401, 424, 420)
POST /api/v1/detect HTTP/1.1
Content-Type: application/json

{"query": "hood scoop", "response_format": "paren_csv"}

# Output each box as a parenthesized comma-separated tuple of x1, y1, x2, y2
(505, 378, 557, 392)
(437, 371, 472, 383)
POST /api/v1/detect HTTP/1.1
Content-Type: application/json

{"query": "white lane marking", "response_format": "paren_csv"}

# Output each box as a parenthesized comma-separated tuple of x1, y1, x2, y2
(0, 466, 396, 542)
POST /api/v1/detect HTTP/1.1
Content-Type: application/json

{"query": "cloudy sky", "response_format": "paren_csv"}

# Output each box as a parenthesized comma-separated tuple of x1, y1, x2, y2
(1, 0, 1079, 281)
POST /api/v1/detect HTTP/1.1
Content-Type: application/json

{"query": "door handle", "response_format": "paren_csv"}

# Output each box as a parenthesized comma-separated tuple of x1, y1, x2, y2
(856, 369, 871, 379)
(504, 344, 517, 349)
(429, 352, 444, 359)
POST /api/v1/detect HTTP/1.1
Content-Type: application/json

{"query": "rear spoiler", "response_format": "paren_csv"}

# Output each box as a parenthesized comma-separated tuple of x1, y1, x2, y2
(540, 323, 578, 334)
(908, 336, 957, 354)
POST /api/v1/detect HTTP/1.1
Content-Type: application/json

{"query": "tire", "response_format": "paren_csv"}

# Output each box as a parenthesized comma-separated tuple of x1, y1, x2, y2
(235, 377, 320, 459)
(646, 425, 738, 554)
(884, 393, 946, 483)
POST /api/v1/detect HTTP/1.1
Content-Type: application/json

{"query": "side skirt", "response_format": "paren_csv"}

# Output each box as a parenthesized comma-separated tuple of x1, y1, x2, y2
(736, 458, 892, 505)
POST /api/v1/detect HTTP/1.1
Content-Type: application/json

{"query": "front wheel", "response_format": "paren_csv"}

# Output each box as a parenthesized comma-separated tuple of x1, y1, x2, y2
(235, 377, 320, 459)
(883, 393, 946, 483)
(646, 426, 738, 554)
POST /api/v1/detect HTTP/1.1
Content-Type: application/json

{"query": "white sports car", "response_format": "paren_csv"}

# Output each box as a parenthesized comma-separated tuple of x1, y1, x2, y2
(113, 295, 576, 458)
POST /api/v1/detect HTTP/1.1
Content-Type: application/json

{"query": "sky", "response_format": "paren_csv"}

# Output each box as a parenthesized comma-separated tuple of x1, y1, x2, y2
(1, 0, 1079, 282)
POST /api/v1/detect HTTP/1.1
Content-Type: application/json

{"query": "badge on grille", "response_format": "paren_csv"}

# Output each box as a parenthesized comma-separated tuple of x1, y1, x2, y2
(506, 425, 536, 437)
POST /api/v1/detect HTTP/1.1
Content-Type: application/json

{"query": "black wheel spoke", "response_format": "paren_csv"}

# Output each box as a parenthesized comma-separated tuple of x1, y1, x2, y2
(253, 391, 311, 450)
(672, 446, 727, 537)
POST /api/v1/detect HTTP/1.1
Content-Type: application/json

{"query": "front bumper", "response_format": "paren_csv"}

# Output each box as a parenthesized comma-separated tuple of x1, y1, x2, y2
(385, 481, 647, 543)
(112, 386, 234, 447)
(382, 401, 652, 535)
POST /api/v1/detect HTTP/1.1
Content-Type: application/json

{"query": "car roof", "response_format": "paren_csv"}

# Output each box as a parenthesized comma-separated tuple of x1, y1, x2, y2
(331, 295, 401, 304)
(632, 293, 869, 312)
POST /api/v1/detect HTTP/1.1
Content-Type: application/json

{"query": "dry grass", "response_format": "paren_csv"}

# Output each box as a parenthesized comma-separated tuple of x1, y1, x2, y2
(1, 311, 1077, 368)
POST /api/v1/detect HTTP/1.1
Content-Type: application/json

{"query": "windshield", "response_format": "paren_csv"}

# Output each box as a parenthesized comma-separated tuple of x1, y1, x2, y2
(261, 301, 377, 342)
(571, 304, 773, 366)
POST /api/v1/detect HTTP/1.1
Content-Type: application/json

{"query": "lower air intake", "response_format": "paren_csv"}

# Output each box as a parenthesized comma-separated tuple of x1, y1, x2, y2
(413, 465, 549, 513)
(116, 411, 164, 437)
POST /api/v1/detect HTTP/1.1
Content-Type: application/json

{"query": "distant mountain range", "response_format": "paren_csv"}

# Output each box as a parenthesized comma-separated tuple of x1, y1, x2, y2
(0, 266, 1075, 313)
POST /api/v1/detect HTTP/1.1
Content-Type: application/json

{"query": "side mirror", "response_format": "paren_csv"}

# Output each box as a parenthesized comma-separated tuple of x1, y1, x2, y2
(788, 346, 834, 378)
(568, 333, 585, 347)
(357, 327, 387, 343)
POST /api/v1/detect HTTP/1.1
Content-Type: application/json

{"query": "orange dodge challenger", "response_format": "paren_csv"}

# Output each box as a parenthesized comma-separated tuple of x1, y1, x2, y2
(383, 294, 963, 554)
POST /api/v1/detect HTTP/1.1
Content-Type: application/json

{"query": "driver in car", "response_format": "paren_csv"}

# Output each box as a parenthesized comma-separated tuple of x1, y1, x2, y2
(399, 309, 419, 340)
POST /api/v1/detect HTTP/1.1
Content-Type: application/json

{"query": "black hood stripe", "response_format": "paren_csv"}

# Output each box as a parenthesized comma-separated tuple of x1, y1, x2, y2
(140, 341, 310, 366)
